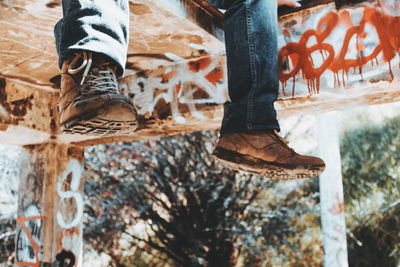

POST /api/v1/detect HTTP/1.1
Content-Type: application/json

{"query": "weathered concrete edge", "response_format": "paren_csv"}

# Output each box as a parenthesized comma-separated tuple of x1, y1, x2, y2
(1, 78, 398, 147)
(67, 78, 400, 147)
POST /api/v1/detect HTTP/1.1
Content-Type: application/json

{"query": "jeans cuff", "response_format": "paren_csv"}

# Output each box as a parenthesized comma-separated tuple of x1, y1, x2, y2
(58, 39, 127, 77)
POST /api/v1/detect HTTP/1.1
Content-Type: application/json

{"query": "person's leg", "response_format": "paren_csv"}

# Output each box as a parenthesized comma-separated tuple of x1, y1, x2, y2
(55, 0, 138, 136)
(210, 0, 325, 179)
(55, 0, 129, 77)
(214, 0, 280, 133)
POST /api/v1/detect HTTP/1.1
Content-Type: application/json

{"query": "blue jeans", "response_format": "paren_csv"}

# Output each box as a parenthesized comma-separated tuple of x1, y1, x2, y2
(54, 0, 280, 133)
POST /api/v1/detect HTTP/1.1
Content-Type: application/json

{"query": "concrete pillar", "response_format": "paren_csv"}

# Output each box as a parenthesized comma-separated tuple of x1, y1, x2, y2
(15, 143, 84, 266)
(317, 111, 349, 267)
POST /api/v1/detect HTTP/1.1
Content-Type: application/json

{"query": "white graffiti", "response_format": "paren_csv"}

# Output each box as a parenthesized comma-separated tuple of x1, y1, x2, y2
(59, 228, 81, 252)
(56, 227, 82, 266)
(56, 159, 84, 229)
(121, 53, 229, 124)
(16, 205, 43, 264)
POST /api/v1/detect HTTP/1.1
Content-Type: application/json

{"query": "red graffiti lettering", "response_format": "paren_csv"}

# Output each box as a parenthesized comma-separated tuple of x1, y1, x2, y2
(279, 6, 400, 95)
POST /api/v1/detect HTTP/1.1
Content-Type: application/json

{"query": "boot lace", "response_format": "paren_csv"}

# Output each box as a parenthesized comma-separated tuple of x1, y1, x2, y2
(68, 51, 119, 96)
(273, 130, 296, 155)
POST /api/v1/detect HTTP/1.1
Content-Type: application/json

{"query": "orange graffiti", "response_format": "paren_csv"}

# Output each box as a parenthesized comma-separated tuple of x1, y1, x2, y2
(283, 29, 291, 38)
(129, 52, 227, 122)
(188, 57, 212, 72)
(161, 71, 176, 83)
(205, 67, 224, 86)
(329, 195, 344, 215)
(162, 56, 224, 87)
(57, 227, 80, 252)
(175, 83, 181, 94)
(279, 5, 400, 95)
(16, 215, 45, 267)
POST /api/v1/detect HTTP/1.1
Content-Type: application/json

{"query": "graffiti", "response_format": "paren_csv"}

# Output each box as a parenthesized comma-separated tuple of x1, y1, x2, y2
(329, 194, 344, 214)
(56, 159, 83, 229)
(330, 224, 347, 266)
(56, 227, 81, 265)
(119, 3, 400, 124)
(122, 50, 228, 124)
(56, 159, 83, 266)
(57, 227, 80, 251)
(55, 250, 76, 267)
(15, 205, 44, 267)
(379, 0, 400, 16)
(279, 3, 400, 95)
(325, 193, 348, 267)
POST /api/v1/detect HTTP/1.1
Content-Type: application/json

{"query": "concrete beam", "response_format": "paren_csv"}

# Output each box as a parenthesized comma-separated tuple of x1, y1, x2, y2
(1, 0, 400, 147)
(155, 0, 224, 40)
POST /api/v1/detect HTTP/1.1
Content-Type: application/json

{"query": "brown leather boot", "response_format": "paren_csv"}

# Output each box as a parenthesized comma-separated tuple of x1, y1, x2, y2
(212, 130, 325, 179)
(58, 51, 138, 136)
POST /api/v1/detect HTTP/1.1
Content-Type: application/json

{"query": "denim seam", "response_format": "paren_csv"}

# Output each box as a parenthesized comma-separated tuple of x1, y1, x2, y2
(245, 0, 256, 130)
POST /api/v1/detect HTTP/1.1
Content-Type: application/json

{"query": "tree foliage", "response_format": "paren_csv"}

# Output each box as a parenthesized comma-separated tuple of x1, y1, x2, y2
(84, 131, 269, 266)
(341, 115, 400, 266)
(0, 218, 15, 264)
(84, 131, 323, 266)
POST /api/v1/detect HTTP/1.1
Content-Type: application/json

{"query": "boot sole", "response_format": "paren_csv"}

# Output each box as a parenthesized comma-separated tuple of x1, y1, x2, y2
(212, 147, 325, 180)
(60, 101, 139, 136)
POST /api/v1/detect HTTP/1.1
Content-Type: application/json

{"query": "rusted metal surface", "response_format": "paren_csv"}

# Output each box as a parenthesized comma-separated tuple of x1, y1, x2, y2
(15, 143, 84, 266)
(0, 0, 400, 146)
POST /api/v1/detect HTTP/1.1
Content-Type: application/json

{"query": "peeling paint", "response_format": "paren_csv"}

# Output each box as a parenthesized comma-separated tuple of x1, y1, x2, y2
(0, 78, 34, 120)
(46, 0, 61, 8)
